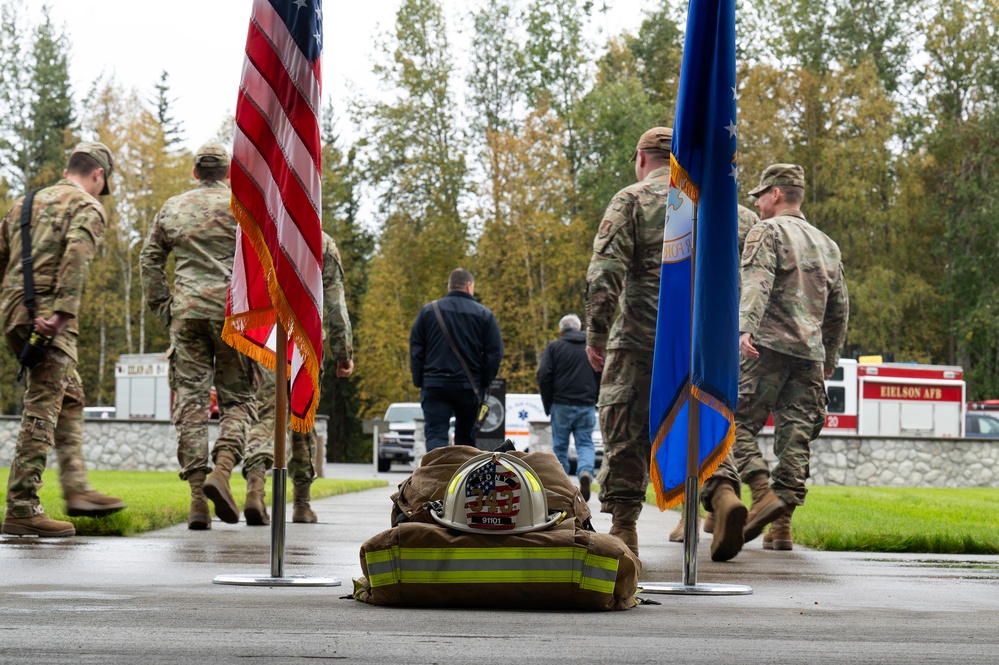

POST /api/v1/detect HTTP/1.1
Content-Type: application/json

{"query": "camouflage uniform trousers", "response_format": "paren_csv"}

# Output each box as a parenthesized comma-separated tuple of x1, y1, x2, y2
(596, 348, 653, 521)
(731, 346, 826, 506)
(243, 363, 319, 486)
(169, 318, 256, 480)
(4, 327, 92, 517)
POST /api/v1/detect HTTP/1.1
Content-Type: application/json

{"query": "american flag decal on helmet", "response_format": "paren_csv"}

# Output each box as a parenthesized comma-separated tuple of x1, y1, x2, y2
(463, 459, 522, 530)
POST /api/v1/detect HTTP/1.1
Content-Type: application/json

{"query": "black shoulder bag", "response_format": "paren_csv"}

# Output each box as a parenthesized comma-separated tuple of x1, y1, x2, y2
(16, 189, 53, 381)
(431, 300, 489, 430)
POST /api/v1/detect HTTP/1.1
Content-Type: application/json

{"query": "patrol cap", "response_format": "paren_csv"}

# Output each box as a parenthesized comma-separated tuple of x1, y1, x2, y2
(629, 127, 673, 162)
(194, 141, 230, 168)
(70, 141, 114, 196)
(748, 163, 805, 199)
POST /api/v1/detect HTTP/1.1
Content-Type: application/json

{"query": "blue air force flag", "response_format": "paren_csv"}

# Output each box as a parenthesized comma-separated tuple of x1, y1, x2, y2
(649, 0, 740, 510)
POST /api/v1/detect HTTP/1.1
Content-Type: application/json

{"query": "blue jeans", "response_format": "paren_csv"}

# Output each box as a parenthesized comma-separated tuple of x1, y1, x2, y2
(420, 384, 478, 451)
(550, 403, 596, 477)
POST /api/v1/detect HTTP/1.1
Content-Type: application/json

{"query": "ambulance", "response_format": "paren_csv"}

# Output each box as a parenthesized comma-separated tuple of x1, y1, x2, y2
(767, 357, 966, 437)
(504, 393, 604, 472)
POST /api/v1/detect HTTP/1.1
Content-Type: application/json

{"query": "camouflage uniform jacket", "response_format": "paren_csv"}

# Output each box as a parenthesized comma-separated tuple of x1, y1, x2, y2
(321, 231, 352, 361)
(140, 180, 235, 323)
(739, 209, 849, 371)
(0, 179, 106, 361)
(585, 165, 670, 350)
(737, 204, 760, 256)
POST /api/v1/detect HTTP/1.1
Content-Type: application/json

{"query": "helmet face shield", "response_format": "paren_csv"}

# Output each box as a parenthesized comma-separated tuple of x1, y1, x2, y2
(431, 452, 565, 534)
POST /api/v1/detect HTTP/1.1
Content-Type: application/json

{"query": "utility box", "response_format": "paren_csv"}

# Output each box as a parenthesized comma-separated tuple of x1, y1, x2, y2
(115, 353, 171, 420)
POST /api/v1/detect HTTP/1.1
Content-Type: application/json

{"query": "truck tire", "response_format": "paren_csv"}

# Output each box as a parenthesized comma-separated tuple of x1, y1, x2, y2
(377, 457, 391, 473)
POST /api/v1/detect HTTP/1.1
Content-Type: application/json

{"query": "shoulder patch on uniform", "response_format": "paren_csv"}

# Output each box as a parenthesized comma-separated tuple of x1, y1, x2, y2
(597, 218, 614, 238)
(744, 225, 765, 246)
(741, 222, 772, 266)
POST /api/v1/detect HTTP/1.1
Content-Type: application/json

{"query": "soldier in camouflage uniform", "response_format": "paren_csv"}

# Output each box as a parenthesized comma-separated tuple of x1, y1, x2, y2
(139, 141, 257, 530)
(241, 231, 354, 525)
(585, 127, 747, 562)
(669, 202, 760, 544)
(0, 142, 126, 537)
(734, 164, 850, 549)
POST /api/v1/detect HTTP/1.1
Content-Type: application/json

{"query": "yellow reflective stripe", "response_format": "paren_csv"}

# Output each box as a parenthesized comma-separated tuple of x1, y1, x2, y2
(364, 545, 618, 594)
(364, 546, 400, 565)
(580, 552, 619, 592)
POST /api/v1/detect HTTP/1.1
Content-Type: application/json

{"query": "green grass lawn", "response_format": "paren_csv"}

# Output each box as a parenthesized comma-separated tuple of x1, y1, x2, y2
(646, 485, 999, 555)
(5, 466, 997, 554)
(0, 467, 386, 537)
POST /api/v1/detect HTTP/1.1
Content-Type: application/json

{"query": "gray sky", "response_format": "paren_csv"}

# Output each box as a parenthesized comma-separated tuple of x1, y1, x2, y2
(35, 0, 650, 154)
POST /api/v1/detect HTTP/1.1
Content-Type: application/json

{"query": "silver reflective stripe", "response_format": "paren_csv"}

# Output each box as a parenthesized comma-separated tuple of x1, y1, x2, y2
(367, 559, 399, 577)
(581, 562, 618, 583)
(398, 558, 581, 573)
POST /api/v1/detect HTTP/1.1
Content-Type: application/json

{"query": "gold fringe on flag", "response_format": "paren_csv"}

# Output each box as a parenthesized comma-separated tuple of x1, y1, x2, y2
(221, 196, 322, 432)
(670, 153, 700, 206)
(649, 385, 736, 511)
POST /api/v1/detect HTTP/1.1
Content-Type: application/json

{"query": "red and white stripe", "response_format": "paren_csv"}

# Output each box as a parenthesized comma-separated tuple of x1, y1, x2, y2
(223, 0, 324, 432)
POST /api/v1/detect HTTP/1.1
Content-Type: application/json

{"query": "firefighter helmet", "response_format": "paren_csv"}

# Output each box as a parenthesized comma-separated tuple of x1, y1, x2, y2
(430, 452, 565, 534)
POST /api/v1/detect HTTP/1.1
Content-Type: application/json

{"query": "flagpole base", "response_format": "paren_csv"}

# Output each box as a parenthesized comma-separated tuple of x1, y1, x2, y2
(212, 574, 341, 587)
(640, 581, 752, 596)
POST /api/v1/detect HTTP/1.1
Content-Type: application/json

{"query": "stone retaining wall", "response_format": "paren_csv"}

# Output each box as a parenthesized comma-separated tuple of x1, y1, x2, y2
(751, 434, 997, 487)
(0, 415, 328, 474)
(1, 415, 994, 487)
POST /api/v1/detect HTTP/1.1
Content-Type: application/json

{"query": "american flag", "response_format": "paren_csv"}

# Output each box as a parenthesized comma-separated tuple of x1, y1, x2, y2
(222, 0, 324, 432)
(463, 460, 523, 531)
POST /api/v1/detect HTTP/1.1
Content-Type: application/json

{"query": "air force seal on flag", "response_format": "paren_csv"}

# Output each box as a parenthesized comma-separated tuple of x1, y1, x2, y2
(662, 184, 694, 265)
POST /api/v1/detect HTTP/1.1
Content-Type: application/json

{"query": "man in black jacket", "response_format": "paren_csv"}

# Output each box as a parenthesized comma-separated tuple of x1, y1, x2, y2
(410, 268, 503, 451)
(537, 314, 600, 500)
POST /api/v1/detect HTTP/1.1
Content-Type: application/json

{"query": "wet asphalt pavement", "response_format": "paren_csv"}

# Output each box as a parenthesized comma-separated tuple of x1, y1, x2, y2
(1, 463, 997, 664)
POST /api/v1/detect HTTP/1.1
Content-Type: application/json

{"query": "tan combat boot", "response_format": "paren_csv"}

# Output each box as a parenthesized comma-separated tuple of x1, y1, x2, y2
(668, 508, 701, 542)
(708, 483, 748, 562)
(292, 484, 317, 523)
(64, 490, 126, 518)
(243, 470, 270, 526)
(609, 518, 639, 558)
(2, 508, 75, 537)
(187, 472, 211, 530)
(703, 511, 715, 534)
(203, 451, 240, 524)
(669, 514, 685, 542)
(742, 472, 787, 543)
(763, 506, 795, 550)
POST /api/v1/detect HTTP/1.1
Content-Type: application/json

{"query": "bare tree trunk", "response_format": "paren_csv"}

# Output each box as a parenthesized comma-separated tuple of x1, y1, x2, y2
(98, 305, 107, 405)
(124, 251, 134, 354)
(139, 294, 146, 354)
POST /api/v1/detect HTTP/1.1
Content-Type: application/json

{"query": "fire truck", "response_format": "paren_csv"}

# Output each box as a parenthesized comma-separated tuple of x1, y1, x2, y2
(765, 357, 966, 437)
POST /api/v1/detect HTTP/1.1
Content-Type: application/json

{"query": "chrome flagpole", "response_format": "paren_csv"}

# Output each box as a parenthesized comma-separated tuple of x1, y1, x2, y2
(640, 202, 751, 596)
(214, 325, 340, 587)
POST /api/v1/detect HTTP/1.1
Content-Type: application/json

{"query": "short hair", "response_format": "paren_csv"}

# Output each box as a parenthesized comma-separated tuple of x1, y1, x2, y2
(780, 185, 804, 206)
(65, 152, 103, 178)
(448, 268, 474, 291)
(558, 314, 581, 334)
(195, 163, 228, 181)
(640, 148, 671, 164)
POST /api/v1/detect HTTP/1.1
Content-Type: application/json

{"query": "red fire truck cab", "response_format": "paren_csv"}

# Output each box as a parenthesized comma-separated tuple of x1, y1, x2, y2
(765, 358, 966, 437)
